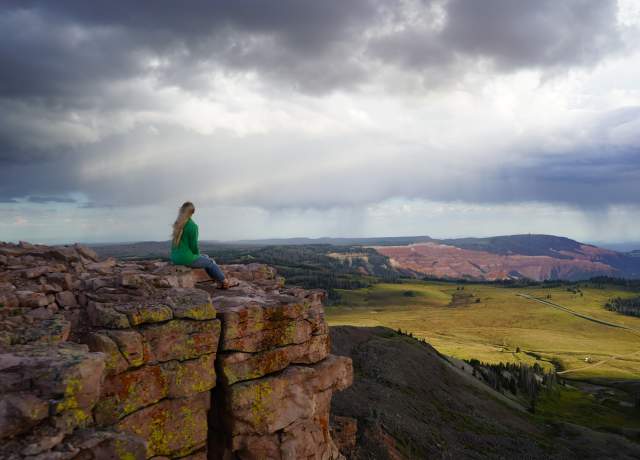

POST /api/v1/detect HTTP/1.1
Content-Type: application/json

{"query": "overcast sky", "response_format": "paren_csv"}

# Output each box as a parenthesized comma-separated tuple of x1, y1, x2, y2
(1, 0, 640, 245)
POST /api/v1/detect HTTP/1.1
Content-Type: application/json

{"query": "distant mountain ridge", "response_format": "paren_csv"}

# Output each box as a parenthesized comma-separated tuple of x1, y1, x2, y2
(438, 234, 584, 258)
(375, 234, 640, 281)
(91, 234, 640, 281)
(226, 236, 435, 246)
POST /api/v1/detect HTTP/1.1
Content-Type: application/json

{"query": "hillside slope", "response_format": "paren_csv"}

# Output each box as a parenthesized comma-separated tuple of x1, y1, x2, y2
(330, 326, 640, 459)
(375, 234, 640, 281)
(95, 234, 640, 282)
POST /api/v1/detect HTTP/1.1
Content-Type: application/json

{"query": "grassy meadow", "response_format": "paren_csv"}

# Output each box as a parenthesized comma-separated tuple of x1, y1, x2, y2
(326, 281, 640, 434)
(326, 281, 640, 380)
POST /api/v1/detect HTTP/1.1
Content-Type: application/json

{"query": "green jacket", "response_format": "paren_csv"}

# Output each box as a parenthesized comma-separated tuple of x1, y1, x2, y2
(170, 218, 200, 265)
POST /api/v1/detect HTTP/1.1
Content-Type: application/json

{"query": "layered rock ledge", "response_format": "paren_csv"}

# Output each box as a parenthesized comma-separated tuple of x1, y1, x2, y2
(0, 242, 353, 459)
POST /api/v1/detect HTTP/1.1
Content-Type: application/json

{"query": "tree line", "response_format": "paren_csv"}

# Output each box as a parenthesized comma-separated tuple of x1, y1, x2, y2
(465, 359, 558, 413)
(605, 296, 640, 317)
(202, 243, 401, 302)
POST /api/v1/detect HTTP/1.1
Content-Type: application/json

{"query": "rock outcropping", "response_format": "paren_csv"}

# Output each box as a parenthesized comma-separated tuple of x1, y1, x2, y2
(0, 242, 353, 459)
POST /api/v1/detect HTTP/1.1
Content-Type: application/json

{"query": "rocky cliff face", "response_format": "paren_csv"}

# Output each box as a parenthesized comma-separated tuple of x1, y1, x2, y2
(0, 242, 353, 459)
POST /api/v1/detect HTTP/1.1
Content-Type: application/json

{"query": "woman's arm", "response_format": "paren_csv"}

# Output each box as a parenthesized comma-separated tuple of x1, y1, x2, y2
(190, 222, 200, 256)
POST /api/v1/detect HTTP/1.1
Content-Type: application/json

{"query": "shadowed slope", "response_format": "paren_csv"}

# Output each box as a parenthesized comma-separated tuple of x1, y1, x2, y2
(330, 326, 640, 459)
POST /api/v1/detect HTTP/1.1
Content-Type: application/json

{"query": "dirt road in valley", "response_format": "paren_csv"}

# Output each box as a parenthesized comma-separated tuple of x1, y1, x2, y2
(516, 293, 640, 375)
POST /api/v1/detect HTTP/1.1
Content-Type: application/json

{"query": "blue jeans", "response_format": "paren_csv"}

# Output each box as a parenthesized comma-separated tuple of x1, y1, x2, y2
(190, 254, 226, 283)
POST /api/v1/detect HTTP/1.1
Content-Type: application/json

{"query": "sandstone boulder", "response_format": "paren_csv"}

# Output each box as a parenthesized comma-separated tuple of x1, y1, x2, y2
(87, 302, 131, 329)
(84, 332, 130, 376)
(0, 242, 353, 460)
(191, 268, 211, 284)
(0, 392, 49, 439)
(2, 315, 71, 347)
(56, 290, 78, 308)
(105, 329, 145, 367)
(94, 352, 218, 426)
(151, 265, 196, 288)
(94, 364, 169, 425)
(214, 295, 323, 353)
(141, 318, 221, 363)
(227, 388, 344, 460)
(46, 246, 81, 262)
(166, 288, 217, 320)
(217, 334, 330, 385)
(74, 244, 100, 262)
(0, 283, 19, 309)
(113, 302, 174, 326)
(22, 265, 51, 279)
(0, 343, 105, 445)
(86, 258, 117, 274)
(15, 290, 49, 308)
(161, 352, 217, 398)
(46, 272, 74, 291)
(224, 355, 353, 437)
(117, 392, 211, 458)
(62, 428, 146, 460)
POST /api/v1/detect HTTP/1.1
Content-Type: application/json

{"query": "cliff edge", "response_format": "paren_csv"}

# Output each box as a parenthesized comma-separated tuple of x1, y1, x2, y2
(0, 241, 353, 459)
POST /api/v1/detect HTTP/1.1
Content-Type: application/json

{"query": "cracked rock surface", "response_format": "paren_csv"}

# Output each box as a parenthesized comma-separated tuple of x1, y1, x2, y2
(0, 242, 353, 459)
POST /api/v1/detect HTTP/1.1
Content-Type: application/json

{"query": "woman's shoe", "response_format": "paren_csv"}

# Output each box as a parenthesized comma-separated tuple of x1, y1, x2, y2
(217, 279, 239, 289)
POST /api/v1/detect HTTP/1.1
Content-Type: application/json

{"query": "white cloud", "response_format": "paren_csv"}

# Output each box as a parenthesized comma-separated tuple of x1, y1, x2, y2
(1, 0, 639, 243)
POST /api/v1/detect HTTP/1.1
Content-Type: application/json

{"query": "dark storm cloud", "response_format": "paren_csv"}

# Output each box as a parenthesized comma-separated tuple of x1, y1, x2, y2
(485, 148, 640, 208)
(0, 154, 79, 200)
(443, 0, 620, 69)
(0, 0, 379, 102)
(0, 0, 620, 104)
(0, 0, 633, 211)
(369, 0, 621, 76)
(0, 8, 141, 103)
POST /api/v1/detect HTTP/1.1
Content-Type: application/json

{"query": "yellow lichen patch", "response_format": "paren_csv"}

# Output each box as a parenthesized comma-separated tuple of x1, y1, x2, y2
(145, 406, 170, 456)
(182, 302, 216, 320)
(222, 365, 239, 385)
(173, 405, 198, 457)
(127, 304, 173, 326)
(282, 321, 298, 344)
(69, 408, 91, 426)
(114, 438, 138, 460)
(95, 365, 169, 424)
(54, 376, 92, 428)
(55, 376, 82, 413)
(103, 347, 122, 372)
(250, 381, 273, 429)
(166, 354, 216, 396)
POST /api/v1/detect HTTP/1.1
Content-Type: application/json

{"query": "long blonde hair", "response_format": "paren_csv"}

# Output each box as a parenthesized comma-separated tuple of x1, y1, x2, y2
(172, 202, 195, 247)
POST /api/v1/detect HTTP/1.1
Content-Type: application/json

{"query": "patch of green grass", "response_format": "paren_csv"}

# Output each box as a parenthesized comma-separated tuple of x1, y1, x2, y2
(536, 386, 640, 433)
(336, 282, 451, 308)
(327, 282, 640, 379)
(327, 281, 640, 435)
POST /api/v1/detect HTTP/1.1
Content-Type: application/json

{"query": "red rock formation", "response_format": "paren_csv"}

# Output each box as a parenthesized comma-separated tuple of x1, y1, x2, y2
(0, 242, 353, 459)
(201, 265, 351, 459)
(376, 242, 618, 281)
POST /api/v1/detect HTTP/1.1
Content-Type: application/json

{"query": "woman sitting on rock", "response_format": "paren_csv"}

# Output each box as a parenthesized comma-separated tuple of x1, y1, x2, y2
(170, 201, 234, 289)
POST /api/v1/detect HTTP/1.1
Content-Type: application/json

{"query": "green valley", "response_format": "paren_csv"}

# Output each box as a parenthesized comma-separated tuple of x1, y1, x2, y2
(326, 281, 640, 436)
